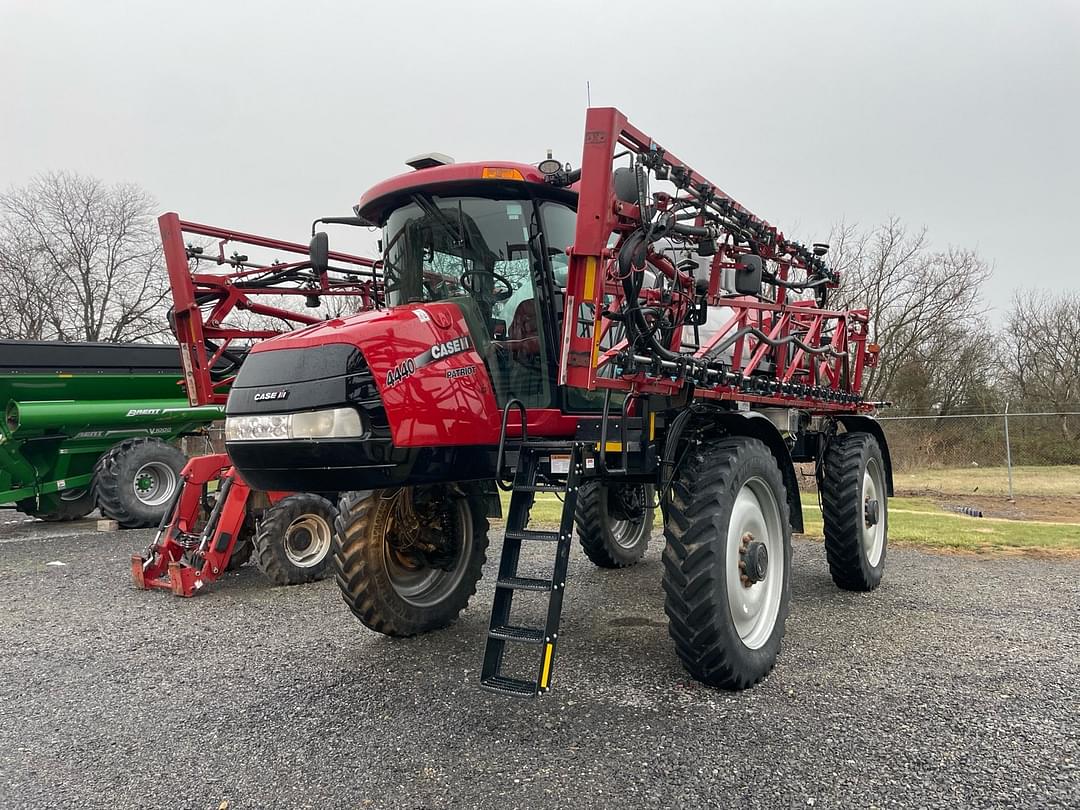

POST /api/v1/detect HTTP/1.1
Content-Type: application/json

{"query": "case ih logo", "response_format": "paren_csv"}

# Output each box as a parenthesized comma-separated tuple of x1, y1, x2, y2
(253, 389, 290, 402)
(385, 335, 473, 388)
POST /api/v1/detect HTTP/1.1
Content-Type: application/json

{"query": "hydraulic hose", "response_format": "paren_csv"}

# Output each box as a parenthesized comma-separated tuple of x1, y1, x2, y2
(617, 231, 683, 363)
(706, 326, 844, 358)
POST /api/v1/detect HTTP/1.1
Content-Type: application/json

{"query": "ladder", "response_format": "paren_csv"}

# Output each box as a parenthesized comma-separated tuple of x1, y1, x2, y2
(479, 440, 583, 697)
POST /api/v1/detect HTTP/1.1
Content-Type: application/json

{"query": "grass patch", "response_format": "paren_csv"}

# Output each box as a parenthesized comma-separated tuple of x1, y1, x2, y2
(800, 498, 1080, 554)
(893, 465, 1080, 498)
(500, 493, 1080, 554)
(496, 491, 563, 526)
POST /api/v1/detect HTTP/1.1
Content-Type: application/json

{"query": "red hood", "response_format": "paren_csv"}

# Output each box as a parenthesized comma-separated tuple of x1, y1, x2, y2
(249, 302, 501, 447)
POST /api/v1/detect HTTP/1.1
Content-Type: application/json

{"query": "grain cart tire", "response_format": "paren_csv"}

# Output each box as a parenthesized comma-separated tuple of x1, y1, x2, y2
(254, 494, 337, 585)
(15, 488, 96, 522)
(662, 436, 792, 690)
(334, 486, 489, 637)
(575, 481, 654, 568)
(821, 431, 888, 591)
(93, 438, 187, 528)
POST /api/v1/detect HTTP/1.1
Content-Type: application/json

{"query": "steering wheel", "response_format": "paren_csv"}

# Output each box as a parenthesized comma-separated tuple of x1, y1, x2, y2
(460, 269, 513, 302)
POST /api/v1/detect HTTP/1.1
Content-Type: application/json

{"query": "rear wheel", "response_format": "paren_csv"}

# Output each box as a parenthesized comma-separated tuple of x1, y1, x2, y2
(334, 486, 489, 636)
(93, 439, 186, 528)
(821, 431, 888, 591)
(575, 482, 654, 568)
(16, 487, 96, 522)
(662, 436, 792, 690)
(254, 494, 337, 585)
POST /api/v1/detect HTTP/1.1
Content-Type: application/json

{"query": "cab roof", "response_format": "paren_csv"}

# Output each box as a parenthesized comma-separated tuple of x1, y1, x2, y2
(356, 161, 564, 225)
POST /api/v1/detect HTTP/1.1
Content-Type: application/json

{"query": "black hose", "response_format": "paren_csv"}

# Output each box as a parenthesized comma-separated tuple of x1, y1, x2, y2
(763, 269, 831, 290)
(617, 232, 684, 363)
(706, 325, 844, 358)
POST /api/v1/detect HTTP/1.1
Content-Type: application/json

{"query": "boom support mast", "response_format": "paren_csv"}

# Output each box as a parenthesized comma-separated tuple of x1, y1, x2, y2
(559, 107, 876, 413)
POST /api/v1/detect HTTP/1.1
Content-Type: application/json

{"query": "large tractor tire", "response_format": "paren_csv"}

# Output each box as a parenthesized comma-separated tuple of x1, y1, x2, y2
(662, 436, 792, 690)
(93, 438, 186, 528)
(574, 481, 654, 568)
(15, 488, 96, 522)
(334, 486, 489, 637)
(821, 431, 888, 591)
(254, 494, 337, 585)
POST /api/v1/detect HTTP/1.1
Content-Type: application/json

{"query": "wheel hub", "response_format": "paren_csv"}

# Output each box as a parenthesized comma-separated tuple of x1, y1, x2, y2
(283, 515, 332, 567)
(864, 497, 880, 527)
(739, 532, 769, 586)
(386, 490, 459, 571)
(608, 484, 645, 522)
(131, 461, 178, 507)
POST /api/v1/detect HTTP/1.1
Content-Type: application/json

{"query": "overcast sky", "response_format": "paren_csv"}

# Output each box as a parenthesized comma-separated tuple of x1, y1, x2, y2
(2, 0, 1077, 317)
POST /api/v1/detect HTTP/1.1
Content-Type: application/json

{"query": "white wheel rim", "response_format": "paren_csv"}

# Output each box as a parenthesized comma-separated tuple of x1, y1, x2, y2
(283, 514, 333, 568)
(726, 476, 784, 650)
(132, 462, 178, 507)
(862, 458, 886, 566)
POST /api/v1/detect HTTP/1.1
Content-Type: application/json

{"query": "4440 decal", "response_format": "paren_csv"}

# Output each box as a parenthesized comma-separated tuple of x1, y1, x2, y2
(384, 335, 473, 388)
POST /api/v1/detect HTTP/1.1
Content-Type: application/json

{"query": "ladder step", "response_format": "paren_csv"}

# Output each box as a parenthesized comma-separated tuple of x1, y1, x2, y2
(489, 624, 545, 644)
(496, 575, 552, 592)
(504, 528, 561, 543)
(479, 675, 537, 697)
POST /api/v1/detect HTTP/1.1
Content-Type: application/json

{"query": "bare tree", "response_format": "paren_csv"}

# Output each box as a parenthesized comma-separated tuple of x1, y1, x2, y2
(828, 217, 992, 408)
(999, 289, 1080, 437)
(0, 223, 65, 339)
(0, 171, 170, 342)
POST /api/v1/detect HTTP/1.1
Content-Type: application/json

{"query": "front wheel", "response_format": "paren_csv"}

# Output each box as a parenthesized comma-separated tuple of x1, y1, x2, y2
(662, 436, 792, 690)
(334, 486, 489, 637)
(575, 482, 654, 568)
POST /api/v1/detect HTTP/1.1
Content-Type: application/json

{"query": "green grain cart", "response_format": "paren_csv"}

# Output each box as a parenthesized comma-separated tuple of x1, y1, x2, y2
(1, 340, 222, 526)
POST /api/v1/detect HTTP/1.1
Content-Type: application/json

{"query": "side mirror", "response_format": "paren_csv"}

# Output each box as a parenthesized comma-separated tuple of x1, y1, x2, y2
(734, 254, 763, 296)
(310, 231, 329, 275)
(613, 166, 639, 204)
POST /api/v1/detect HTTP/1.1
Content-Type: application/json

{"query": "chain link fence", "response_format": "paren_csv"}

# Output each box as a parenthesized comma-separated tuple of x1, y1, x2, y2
(878, 409, 1080, 499)
(880, 411, 1080, 470)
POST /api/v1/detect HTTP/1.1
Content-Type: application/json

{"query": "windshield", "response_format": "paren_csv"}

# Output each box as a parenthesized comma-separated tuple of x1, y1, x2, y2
(381, 191, 577, 409)
(382, 194, 542, 308)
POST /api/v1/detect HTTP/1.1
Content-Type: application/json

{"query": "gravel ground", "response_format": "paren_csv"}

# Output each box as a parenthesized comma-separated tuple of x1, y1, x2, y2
(0, 513, 1077, 809)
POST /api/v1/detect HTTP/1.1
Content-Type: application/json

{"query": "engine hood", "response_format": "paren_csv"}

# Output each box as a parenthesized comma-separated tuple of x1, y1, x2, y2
(244, 301, 501, 447)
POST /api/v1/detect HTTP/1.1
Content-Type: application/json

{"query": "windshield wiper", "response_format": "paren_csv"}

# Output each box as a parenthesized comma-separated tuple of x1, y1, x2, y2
(411, 194, 465, 249)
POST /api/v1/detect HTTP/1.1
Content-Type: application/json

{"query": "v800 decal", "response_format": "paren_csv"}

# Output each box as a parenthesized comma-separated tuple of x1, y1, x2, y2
(384, 335, 473, 388)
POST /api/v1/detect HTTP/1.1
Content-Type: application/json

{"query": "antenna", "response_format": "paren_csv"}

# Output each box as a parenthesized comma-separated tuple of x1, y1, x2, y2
(586, 80, 591, 107)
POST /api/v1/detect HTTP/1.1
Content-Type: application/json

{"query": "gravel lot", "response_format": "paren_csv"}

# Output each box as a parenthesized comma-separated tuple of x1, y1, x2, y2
(0, 513, 1077, 809)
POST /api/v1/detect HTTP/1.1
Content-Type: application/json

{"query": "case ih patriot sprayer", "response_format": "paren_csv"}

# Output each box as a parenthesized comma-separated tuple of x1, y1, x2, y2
(172, 107, 892, 694)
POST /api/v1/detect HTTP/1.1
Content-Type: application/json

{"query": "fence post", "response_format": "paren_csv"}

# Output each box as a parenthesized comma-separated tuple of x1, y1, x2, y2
(1003, 400, 1014, 501)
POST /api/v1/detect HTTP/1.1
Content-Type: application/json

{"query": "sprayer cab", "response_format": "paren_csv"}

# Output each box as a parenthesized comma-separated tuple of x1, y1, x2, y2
(223, 160, 583, 492)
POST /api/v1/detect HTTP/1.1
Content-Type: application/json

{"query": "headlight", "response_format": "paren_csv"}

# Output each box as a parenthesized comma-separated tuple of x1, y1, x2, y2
(225, 407, 365, 441)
